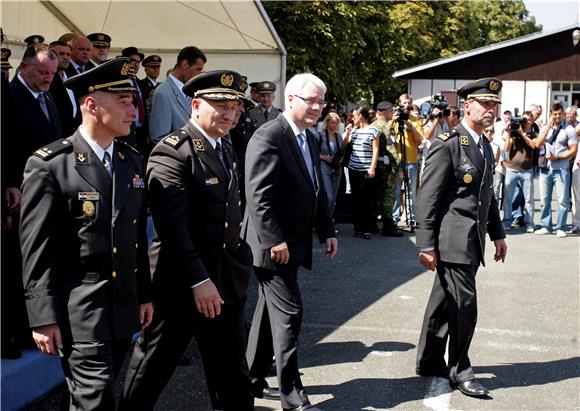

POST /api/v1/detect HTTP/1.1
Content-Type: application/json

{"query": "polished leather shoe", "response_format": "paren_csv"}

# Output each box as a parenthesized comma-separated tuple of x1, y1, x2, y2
(254, 385, 280, 400)
(451, 379, 489, 397)
(283, 404, 323, 411)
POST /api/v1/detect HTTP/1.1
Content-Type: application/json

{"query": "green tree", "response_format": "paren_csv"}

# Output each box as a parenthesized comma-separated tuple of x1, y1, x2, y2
(263, 0, 541, 106)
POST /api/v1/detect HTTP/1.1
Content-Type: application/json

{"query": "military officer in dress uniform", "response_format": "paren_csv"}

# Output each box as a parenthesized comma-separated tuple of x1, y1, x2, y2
(415, 78, 507, 398)
(86, 33, 112, 70)
(139, 54, 162, 119)
(248, 81, 282, 130)
(120, 70, 254, 411)
(19, 57, 153, 410)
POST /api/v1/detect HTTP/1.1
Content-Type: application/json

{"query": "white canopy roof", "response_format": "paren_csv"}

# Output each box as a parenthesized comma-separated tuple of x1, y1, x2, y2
(2, 0, 287, 102)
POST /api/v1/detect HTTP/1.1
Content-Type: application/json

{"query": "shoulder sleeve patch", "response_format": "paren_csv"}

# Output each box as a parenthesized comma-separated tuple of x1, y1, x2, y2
(33, 138, 73, 160)
(163, 130, 189, 149)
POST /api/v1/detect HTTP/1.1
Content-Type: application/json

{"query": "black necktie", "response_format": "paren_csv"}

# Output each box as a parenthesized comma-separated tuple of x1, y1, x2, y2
(215, 141, 230, 180)
(102, 151, 112, 176)
(264, 109, 269, 121)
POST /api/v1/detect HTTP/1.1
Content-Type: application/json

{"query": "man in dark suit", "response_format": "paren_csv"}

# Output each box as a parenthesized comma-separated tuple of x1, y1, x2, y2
(10, 43, 63, 185)
(244, 73, 338, 411)
(120, 70, 254, 411)
(49, 40, 80, 137)
(66, 36, 92, 77)
(139, 54, 162, 106)
(19, 57, 153, 410)
(415, 78, 508, 398)
(248, 81, 282, 130)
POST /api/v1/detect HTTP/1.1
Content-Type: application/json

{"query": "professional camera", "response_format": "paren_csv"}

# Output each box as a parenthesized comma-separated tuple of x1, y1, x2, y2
(419, 94, 450, 119)
(394, 104, 409, 122)
(509, 108, 526, 137)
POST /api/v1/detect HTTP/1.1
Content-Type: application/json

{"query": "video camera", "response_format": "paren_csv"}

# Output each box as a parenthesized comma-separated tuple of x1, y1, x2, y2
(510, 108, 528, 132)
(419, 94, 450, 120)
(394, 104, 409, 122)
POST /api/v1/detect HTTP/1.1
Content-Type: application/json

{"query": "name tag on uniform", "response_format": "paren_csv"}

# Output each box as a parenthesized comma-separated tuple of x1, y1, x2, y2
(205, 177, 219, 185)
(78, 192, 100, 201)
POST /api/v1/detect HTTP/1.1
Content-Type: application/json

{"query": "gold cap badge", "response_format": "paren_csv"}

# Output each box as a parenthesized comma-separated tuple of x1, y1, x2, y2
(220, 73, 234, 87)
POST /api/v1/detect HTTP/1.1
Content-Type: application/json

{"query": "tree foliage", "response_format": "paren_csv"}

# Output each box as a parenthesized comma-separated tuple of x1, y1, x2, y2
(263, 0, 541, 106)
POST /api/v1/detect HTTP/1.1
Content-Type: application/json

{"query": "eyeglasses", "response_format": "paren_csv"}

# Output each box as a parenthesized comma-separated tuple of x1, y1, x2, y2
(293, 95, 327, 108)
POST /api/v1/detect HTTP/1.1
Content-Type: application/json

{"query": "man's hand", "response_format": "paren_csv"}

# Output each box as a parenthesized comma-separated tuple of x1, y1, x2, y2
(32, 324, 62, 356)
(4, 187, 21, 215)
(494, 239, 508, 262)
(139, 302, 154, 329)
(2, 215, 12, 232)
(270, 242, 289, 264)
(320, 154, 333, 164)
(193, 280, 224, 318)
(325, 237, 338, 258)
(367, 169, 375, 179)
(419, 250, 437, 271)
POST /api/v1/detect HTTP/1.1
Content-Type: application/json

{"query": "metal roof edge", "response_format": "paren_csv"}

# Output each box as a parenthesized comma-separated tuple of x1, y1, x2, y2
(393, 22, 580, 78)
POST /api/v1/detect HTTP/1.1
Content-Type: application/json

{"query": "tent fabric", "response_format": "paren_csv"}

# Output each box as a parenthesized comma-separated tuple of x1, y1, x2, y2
(1, 0, 286, 103)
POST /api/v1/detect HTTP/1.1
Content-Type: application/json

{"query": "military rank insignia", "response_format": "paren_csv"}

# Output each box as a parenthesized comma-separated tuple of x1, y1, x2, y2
(205, 177, 219, 185)
(193, 139, 205, 151)
(132, 175, 145, 188)
(76, 152, 87, 164)
(78, 192, 100, 201)
(460, 136, 469, 146)
(438, 132, 449, 141)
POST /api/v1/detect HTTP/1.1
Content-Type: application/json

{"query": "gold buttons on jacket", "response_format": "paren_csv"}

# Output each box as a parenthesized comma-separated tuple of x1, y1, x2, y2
(133, 219, 137, 224)
(223, 243, 226, 248)
(225, 202, 229, 207)
(113, 247, 118, 254)
(112, 223, 116, 228)
(225, 222, 228, 228)
(112, 271, 117, 278)
(135, 243, 138, 249)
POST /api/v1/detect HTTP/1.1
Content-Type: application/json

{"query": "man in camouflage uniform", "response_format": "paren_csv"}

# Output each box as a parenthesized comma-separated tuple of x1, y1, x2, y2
(372, 101, 404, 237)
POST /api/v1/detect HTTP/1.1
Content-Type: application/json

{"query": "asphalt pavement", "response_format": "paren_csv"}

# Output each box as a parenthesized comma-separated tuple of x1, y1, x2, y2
(25, 203, 580, 410)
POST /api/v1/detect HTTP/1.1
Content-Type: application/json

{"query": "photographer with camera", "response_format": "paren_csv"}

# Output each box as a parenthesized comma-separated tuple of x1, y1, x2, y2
(421, 96, 452, 179)
(502, 110, 537, 233)
(534, 102, 578, 238)
(391, 94, 423, 229)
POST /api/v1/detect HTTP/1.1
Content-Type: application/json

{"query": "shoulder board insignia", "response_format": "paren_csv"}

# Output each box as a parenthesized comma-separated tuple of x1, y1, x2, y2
(33, 138, 72, 160)
(438, 132, 450, 141)
(115, 138, 142, 157)
(460, 135, 469, 146)
(163, 130, 189, 149)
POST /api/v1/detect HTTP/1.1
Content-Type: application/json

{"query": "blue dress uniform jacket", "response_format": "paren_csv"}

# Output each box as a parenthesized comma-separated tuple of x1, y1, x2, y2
(20, 131, 152, 342)
(416, 123, 505, 266)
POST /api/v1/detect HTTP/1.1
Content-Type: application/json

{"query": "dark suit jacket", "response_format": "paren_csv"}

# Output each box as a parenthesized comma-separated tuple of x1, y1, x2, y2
(19, 132, 151, 342)
(248, 105, 282, 130)
(243, 115, 334, 271)
(416, 122, 505, 266)
(147, 122, 252, 304)
(10, 76, 63, 185)
(49, 72, 80, 137)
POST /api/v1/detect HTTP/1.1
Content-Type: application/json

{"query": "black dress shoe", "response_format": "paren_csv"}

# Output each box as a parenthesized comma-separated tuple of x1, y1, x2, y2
(450, 379, 489, 397)
(254, 385, 280, 400)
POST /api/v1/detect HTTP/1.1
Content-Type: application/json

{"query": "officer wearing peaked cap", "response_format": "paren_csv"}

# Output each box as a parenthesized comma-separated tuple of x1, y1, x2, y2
(139, 55, 162, 124)
(121, 70, 254, 411)
(415, 78, 507, 398)
(248, 80, 282, 130)
(19, 57, 153, 410)
(24, 34, 44, 46)
(86, 32, 112, 70)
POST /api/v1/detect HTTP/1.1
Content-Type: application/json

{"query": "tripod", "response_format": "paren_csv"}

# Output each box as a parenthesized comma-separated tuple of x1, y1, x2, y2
(397, 119, 415, 232)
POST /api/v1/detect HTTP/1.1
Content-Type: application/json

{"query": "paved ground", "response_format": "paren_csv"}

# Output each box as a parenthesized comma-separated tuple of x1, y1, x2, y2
(25, 197, 580, 410)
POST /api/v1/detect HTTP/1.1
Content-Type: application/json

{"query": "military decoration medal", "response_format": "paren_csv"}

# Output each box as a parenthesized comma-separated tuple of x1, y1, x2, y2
(132, 175, 145, 189)
(463, 174, 473, 184)
(82, 201, 95, 217)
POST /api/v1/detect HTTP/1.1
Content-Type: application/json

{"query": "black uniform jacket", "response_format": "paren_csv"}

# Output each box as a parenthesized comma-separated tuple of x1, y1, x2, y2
(147, 122, 253, 304)
(243, 115, 334, 271)
(20, 131, 151, 342)
(248, 105, 282, 130)
(415, 123, 505, 266)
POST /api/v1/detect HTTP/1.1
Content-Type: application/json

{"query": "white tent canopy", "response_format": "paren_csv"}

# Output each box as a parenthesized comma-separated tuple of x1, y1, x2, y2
(2, 0, 286, 104)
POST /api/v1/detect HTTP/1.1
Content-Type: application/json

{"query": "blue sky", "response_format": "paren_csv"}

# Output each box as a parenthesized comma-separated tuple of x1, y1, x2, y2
(523, 0, 579, 32)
